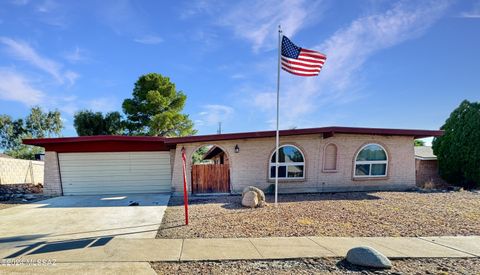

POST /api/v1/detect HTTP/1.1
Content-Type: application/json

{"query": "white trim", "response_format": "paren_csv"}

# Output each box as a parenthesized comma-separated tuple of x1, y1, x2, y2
(269, 144, 305, 180)
(353, 143, 388, 178)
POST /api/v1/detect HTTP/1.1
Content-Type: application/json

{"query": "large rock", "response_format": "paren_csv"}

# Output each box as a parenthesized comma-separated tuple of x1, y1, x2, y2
(241, 191, 259, 208)
(346, 246, 392, 269)
(242, 186, 265, 203)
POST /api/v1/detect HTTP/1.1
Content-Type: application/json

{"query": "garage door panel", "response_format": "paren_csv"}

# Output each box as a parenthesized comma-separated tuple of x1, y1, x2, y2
(61, 176, 172, 183)
(62, 170, 170, 179)
(59, 160, 171, 166)
(62, 183, 170, 189)
(59, 154, 170, 161)
(59, 166, 171, 174)
(65, 184, 171, 191)
(59, 156, 171, 162)
(61, 172, 172, 179)
(59, 152, 171, 195)
(62, 188, 170, 195)
(59, 163, 171, 170)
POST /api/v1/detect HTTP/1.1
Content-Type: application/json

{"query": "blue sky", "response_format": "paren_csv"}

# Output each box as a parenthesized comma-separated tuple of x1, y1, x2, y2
(0, 0, 479, 139)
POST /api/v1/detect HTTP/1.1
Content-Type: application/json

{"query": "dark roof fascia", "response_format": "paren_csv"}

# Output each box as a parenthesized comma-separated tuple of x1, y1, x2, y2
(22, 127, 444, 148)
(23, 135, 165, 145)
(165, 127, 444, 144)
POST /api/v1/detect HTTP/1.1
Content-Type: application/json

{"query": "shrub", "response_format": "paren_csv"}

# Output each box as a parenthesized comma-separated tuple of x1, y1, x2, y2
(432, 100, 480, 188)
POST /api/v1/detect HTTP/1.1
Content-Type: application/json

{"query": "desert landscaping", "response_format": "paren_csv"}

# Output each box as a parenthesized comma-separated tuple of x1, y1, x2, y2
(151, 257, 480, 274)
(157, 190, 480, 239)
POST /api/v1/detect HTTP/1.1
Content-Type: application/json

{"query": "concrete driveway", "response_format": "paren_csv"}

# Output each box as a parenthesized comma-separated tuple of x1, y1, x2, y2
(0, 194, 170, 246)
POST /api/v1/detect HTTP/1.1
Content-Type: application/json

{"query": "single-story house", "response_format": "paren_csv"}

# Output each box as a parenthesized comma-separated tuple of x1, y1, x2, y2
(414, 146, 448, 188)
(23, 126, 443, 196)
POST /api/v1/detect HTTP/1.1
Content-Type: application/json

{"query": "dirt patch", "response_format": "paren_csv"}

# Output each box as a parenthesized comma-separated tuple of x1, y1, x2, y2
(151, 257, 480, 274)
(157, 191, 480, 238)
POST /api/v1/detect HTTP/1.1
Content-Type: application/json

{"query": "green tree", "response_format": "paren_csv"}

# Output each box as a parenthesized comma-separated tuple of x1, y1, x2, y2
(414, 139, 425, 146)
(432, 100, 480, 188)
(0, 106, 63, 159)
(192, 145, 210, 164)
(122, 73, 196, 137)
(73, 110, 125, 136)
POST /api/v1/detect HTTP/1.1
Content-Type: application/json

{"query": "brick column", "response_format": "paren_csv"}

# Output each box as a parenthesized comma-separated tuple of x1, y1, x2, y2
(43, 151, 63, 196)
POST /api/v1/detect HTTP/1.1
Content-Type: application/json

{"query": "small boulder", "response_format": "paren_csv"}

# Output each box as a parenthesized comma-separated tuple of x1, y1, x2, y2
(241, 191, 259, 208)
(242, 186, 265, 203)
(346, 246, 392, 269)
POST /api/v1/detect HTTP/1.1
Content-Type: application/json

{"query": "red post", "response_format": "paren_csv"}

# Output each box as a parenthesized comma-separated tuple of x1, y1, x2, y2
(181, 147, 189, 225)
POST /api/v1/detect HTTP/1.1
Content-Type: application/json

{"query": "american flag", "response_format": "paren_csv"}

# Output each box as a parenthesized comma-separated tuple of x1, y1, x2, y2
(281, 36, 326, 77)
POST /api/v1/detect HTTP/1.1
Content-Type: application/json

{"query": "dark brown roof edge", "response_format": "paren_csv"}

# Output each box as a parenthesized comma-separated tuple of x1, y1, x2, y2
(164, 126, 443, 144)
(23, 135, 165, 145)
(22, 126, 443, 147)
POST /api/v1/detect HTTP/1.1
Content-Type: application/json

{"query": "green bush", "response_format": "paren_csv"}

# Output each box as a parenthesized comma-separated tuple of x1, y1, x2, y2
(432, 100, 480, 188)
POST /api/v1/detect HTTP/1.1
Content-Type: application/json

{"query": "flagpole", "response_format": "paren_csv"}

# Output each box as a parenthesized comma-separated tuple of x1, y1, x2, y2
(275, 25, 282, 207)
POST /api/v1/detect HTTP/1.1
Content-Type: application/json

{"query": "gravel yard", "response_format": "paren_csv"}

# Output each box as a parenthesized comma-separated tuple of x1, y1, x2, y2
(151, 257, 480, 274)
(157, 191, 480, 238)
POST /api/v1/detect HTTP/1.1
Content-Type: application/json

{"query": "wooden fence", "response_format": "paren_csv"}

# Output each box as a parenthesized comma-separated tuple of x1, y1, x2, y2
(191, 164, 230, 193)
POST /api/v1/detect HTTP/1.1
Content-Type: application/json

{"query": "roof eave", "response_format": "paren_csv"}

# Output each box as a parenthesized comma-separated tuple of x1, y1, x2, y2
(23, 135, 165, 146)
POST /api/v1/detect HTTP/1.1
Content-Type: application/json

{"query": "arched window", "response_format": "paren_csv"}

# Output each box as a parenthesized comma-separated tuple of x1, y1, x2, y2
(354, 144, 388, 177)
(270, 145, 305, 179)
(323, 143, 337, 171)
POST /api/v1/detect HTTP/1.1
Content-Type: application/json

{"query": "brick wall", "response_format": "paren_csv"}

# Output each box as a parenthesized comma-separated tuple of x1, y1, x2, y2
(43, 151, 62, 196)
(0, 157, 44, 185)
(415, 159, 448, 188)
(171, 133, 416, 195)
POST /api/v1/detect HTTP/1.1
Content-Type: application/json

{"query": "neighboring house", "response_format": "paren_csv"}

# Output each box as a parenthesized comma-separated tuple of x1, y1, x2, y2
(23, 126, 442, 196)
(414, 146, 448, 188)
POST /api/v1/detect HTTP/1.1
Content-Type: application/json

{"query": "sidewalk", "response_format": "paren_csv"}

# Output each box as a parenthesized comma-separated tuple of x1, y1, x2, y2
(1, 236, 479, 263)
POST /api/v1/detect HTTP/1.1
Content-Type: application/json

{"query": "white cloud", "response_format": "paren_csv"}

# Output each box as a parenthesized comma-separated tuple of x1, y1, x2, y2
(218, 0, 323, 52)
(179, 0, 216, 19)
(253, 92, 276, 111)
(64, 46, 87, 63)
(250, 0, 451, 127)
(134, 35, 164, 45)
(33, 0, 69, 28)
(317, 0, 450, 90)
(230, 73, 245, 79)
(0, 37, 80, 85)
(0, 68, 117, 128)
(87, 97, 118, 112)
(196, 104, 234, 126)
(46, 96, 119, 116)
(0, 69, 45, 106)
(36, 0, 57, 13)
(64, 70, 80, 86)
(0, 37, 62, 80)
(11, 0, 29, 5)
(459, 1, 480, 18)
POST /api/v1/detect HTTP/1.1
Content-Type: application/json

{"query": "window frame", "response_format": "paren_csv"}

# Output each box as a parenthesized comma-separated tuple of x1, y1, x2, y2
(353, 143, 388, 178)
(269, 144, 306, 180)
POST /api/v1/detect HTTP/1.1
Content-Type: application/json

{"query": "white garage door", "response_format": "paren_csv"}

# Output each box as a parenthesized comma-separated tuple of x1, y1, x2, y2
(59, 152, 171, 195)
